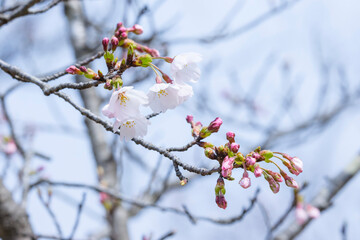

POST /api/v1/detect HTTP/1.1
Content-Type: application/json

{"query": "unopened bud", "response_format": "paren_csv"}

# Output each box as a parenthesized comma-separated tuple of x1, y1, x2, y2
(239, 171, 251, 189)
(245, 156, 256, 166)
(207, 117, 222, 133)
(186, 115, 194, 124)
(111, 37, 119, 52)
(226, 132, 235, 143)
(116, 22, 123, 30)
(260, 150, 273, 162)
(66, 65, 81, 75)
(205, 147, 217, 159)
(132, 24, 143, 34)
(253, 164, 263, 178)
(230, 143, 240, 153)
(102, 37, 109, 52)
(79, 66, 87, 73)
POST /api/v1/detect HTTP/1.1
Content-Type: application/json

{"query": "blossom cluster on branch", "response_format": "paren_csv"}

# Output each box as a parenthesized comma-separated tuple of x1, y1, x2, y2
(67, 22, 201, 140)
(66, 22, 305, 211)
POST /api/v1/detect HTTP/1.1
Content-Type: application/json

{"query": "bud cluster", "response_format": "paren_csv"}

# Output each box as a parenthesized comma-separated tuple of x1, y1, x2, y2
(187, 116, 304, 209)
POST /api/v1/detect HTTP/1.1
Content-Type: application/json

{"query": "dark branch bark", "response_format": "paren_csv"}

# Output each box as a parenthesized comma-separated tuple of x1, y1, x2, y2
(0, 180, 33, 240)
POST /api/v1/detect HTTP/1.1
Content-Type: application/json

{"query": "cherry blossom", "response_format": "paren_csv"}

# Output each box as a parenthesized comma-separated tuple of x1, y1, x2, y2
(116, 116, 150, 141)
(102, 86, 148, 130)
(147, 82, 193, 113)
(171, 52, 202, 84)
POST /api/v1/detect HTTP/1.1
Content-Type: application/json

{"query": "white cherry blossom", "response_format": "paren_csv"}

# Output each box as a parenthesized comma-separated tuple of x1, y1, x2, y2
(171, 52, 202, 84)
(116, 116, 150, 141)
(147, 82, 193, 113)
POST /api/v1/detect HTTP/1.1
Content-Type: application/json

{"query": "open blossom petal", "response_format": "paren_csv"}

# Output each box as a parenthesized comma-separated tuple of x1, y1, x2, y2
(118, 116, 150, 141)
(147, 83, 193, 113)
(102, 86, 148, 128)
(171, 52, 202, 84)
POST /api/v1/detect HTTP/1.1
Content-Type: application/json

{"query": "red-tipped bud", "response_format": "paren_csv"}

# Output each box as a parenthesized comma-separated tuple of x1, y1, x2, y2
(252, 152, 261, 160)
(116, 22, 123, 30)
(111, 37, 119, 52)
(226, 132, 235, 143)
(132, 24, 143, 34)
(230, 143, 240, 153)
(102, 37, 109, 51)
(162, 74, 173, 83)
(66, 65, 81, 75)
(121, 32, 128, 39)
(186, 115, 194, 124)
(267, 170, 283, 182)
(215, 194, 227, 209)
(280, 170, 298, 189)
(264, 173, 280, 194)
(253, 164, 263, 178)
(208, 117, 222, 133)
(79, 66, 87, 72)
(119, 27, 127, 33)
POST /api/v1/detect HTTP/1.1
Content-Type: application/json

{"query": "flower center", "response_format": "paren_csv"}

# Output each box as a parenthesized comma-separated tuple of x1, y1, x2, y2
(122, 120, 135, 128)
(117, 92, 129, 106)
(157, 89, 168, 98)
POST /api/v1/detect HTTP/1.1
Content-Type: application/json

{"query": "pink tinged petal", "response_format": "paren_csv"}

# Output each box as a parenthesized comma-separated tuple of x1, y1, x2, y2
(295, 205, 308, 225)
(306, 204, 320, 219)
(239, 171, 251, 189)
(4, 140, 17, 155)
(290, 157, 303, 173)
(221, 156, 234, 178)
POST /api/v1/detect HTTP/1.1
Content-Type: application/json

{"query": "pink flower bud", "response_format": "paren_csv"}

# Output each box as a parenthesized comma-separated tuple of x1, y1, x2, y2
(306, 204, 320, 219)
(264, 174, 280, 194)
(230, 143, 240, 153)
(149, 49, 160, 57)
(282, 160, 300, 176)
(215, 194, 227, 209)
(239, 171, 251, 189)
(280, 170, 298, 189)
(186, 115, 194, 124)
(267, 170, 283, 182)
(66, 65, 81, 75)
(102, 37, 109, 51)
(245, 156, 256, 166)
(208, 117, 222, 133)
(132, 24, 143, 34)
(226, 132, 235, 143)
(121, 32, 128, 39)
(290, 157, 303, 174)
(79, 66, 87, 72)
(111, 37, 119, 52)
(221, 156, 234, 178)
(295, 203, 308, 225)
(116, 22, 123, 30)
(254, 164, 263, 178)
(252, 152, 261, 160)
(119, 27, 127, 33)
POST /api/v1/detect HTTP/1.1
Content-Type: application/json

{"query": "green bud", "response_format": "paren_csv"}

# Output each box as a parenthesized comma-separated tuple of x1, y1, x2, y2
(199, 127, 211, 138)
(260, 150, 273, 162)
